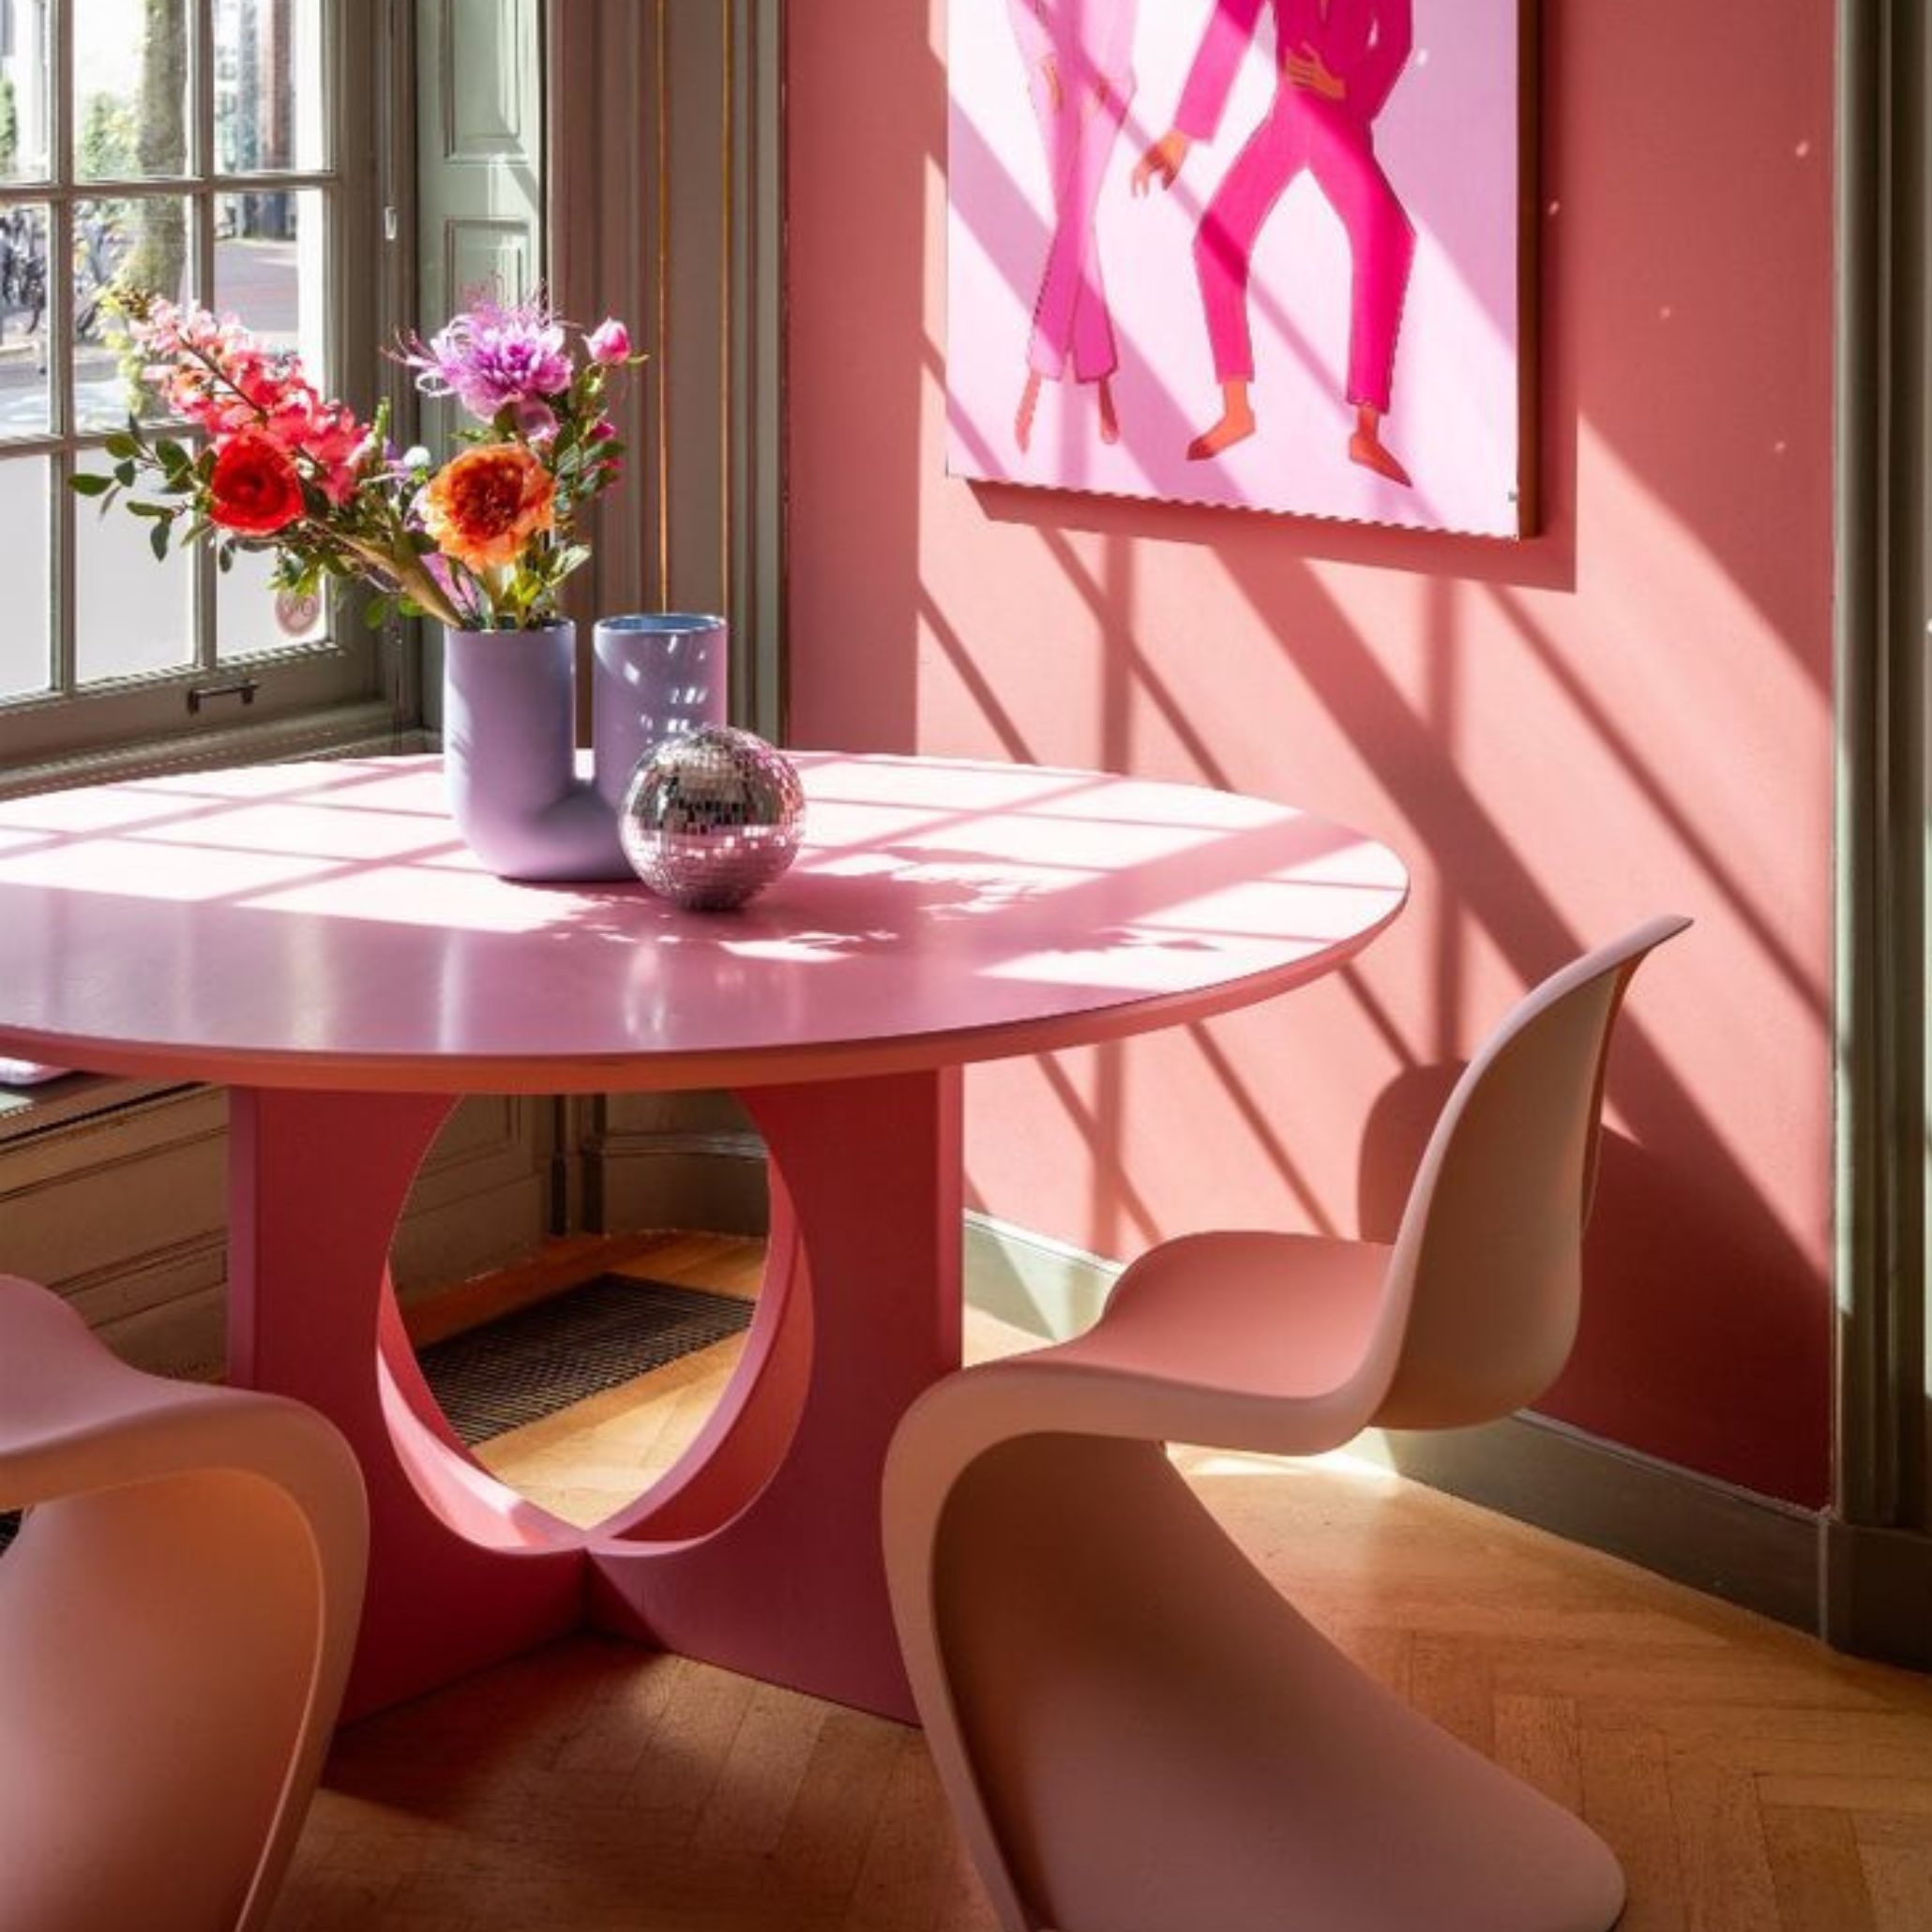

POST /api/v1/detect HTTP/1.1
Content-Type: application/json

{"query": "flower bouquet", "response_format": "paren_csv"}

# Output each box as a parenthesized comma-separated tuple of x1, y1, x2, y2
(74, 290, 641, 632)
(74, 292, 678, 882)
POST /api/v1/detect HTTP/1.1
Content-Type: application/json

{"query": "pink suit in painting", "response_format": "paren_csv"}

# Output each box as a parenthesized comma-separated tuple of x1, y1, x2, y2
(1139, 0, 1415, 480)
(1007, 0, 1139, 450)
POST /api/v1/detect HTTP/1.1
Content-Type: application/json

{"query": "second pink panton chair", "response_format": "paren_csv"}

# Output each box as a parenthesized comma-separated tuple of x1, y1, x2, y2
(0, 1275, 369, 1932)
(884, 916, 1688, 1932)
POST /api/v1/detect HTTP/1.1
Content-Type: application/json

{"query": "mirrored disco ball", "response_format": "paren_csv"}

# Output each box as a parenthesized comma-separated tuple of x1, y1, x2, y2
(619, 725, 806, 911)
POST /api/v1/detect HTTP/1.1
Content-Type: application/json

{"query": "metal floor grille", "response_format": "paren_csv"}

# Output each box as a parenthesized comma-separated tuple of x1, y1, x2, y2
(417, 1273, 756, 1447)
(0, 1276, 749, 1539)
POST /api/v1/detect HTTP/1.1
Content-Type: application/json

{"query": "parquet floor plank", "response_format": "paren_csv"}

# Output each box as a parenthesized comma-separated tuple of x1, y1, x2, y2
(1760, 1804, 1876, 1932)
(1495, 1690, 1585, 1812)
(769, 1704, 906, 1904)
(1857, 1812, 1932, 1932)
(1580, 1726, 1689, 1932)
(1666, 1753, 1783, 1932)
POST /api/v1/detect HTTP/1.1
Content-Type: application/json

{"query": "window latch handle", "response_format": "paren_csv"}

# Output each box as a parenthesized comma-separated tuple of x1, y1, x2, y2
(186, 677, 261, 717)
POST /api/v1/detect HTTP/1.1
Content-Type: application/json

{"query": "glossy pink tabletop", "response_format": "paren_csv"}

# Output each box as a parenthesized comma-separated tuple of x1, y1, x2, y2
(0, 754, 1407, 1093)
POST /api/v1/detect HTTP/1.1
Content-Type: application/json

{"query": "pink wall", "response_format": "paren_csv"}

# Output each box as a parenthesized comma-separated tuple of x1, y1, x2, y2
(786, 0, 1836, 1507)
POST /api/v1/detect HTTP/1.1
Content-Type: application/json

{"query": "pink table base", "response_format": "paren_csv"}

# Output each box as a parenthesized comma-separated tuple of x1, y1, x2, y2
(0, 755, 1406, 1720)
(229, 1074, 958, 1720)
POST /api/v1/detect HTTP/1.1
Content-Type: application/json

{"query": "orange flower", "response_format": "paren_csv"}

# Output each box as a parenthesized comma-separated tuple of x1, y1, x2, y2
(420, 444, 554, 573)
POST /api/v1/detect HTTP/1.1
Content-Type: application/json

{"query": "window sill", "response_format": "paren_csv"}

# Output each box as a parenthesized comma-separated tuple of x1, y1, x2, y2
(0, 701, 429, 804)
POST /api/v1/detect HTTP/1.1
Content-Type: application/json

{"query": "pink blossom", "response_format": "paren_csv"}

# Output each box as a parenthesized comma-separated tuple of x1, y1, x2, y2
(587, 318, 631, 364)
(400, 298, 574, 420)
(507, 397, 559, 444)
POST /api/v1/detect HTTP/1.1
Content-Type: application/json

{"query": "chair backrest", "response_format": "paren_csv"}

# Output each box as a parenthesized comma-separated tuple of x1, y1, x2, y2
(1369, 915, 1688, 1430)
(0, 1276, 367, 1932)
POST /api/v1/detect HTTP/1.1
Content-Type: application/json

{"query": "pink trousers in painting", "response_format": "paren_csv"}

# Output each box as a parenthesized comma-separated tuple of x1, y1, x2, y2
(1195, 88, 1414, 410)
(1025, 72, 1135, 384)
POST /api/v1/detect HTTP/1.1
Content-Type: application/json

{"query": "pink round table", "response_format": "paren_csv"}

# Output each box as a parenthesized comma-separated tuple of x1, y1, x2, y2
(0, 753, 1407, 1719)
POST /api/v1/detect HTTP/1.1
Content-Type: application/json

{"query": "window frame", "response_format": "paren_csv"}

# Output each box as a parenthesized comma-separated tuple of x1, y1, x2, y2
(0, 0, 400, 782)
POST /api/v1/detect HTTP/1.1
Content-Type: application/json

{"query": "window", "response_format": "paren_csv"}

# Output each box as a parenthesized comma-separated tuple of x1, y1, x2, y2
(0, 0, 386, 778)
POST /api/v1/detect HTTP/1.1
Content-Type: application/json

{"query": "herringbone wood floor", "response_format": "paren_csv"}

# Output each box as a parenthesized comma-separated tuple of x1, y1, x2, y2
(267, 1237, 1932, 1932)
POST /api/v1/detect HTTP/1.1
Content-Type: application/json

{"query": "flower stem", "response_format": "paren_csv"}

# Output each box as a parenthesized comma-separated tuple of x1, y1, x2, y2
(330, 530, 466, 627)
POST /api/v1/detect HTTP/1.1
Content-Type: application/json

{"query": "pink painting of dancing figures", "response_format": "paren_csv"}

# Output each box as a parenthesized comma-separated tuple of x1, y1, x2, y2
(948, 0, 1529, 536)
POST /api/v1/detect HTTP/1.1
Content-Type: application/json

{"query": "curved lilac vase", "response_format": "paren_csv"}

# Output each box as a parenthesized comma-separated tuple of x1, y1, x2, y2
(442, 615, 731, 883)
(442, 624, 626, 882)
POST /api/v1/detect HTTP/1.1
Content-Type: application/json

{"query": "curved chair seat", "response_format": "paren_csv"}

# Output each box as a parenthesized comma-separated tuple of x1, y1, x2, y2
(1052, 1229, 1393, 1413)
(0, 1276, 368, 1932)
(886, 917, 1688, 1932)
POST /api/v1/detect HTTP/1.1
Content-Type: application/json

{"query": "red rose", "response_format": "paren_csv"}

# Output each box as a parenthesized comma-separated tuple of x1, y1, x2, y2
(208, 428, 306, 536)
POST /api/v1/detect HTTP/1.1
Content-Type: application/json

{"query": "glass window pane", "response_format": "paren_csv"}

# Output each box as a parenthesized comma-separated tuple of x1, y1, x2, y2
(215, 186, 326, 381)
(76, 480, 193, 682)
(218, 544, 325, 661)
(0, 2, 53, 184)
(0, 201, 48, 437)
(78, 193, 192, 430)
(0, 454, 50, 698)
(216, 0, 325, 175)
(75, 0, 192, 182)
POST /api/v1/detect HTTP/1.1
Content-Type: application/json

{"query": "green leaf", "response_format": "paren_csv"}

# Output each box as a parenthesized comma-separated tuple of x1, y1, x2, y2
(127, 501, 171, 519)
(217, 545, 234, 574)
(148, 521, 172, 562)
(155, 438, 189, 473)
(103, 431, 140, 461)
(69, 472, 114, 497)
(113, 460, 137, 488)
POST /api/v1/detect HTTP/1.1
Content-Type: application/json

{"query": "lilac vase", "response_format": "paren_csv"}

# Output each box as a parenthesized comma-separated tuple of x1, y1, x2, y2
(591, 613, 730, 809)
(441, 623, 626, 881)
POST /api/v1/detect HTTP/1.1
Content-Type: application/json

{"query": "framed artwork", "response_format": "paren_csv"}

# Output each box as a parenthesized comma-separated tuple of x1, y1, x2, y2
(946, 1, 1534, 538)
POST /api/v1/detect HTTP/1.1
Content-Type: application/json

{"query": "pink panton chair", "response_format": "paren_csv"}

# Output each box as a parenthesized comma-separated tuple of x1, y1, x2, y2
(884, 916, 1688, 1932)
(0, 1276, 368, 1932)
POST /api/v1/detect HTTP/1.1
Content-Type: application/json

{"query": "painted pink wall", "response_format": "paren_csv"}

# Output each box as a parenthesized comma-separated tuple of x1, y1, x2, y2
(786, 0, 1835, 1507)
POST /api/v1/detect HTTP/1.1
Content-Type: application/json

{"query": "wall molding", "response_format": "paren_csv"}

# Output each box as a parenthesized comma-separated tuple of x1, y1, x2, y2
(964, 1211, 1124, 1342)
(1366, 1415, 1823, 1638)
(1832, 0, 1932, 1650)
(548, 0, 784, 739)
(1825, 1520, 1932, 1669)
(0, 1088, 560, 1375)
(583, 1122, 768, 1239)
(964, 1214, 1827, 1638)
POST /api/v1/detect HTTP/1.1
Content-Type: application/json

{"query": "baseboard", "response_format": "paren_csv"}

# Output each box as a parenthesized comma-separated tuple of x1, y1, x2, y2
(964, 1212, 1122, 1341)
(962, 1213, 1826, 1638)
(1359, 1413, 1824, 1636)
(1823, 1519, 1932, 1669)
(585, 1127, 770, 1239)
